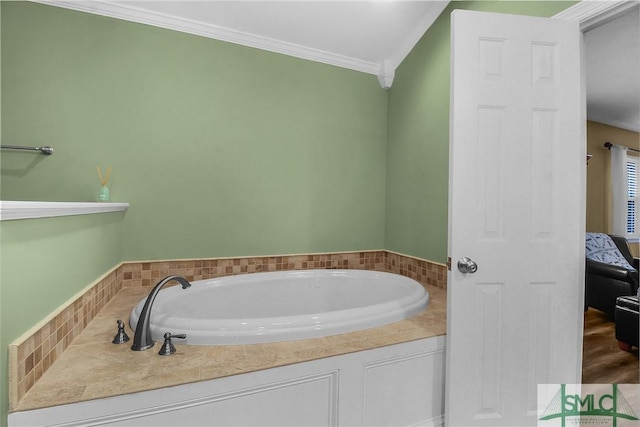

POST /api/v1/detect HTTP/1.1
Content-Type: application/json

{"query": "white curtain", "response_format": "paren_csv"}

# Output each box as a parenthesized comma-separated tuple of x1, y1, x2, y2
(611, 144, 629, 235)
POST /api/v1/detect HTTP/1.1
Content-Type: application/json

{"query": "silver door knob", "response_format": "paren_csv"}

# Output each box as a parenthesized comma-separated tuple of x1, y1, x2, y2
(457, 257, 478, 274)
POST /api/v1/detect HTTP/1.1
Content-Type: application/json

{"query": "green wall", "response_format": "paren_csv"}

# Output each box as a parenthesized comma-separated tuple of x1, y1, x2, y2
(0, 213, 123, 425)
(1, 3, 388, 424)
(385, 0, 577, 263)
(1, 2, 388, 261)
(0, 214, 123, 340)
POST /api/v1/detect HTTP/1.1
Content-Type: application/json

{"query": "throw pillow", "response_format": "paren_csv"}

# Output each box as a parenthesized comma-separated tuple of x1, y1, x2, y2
(585, 233, 635, 271)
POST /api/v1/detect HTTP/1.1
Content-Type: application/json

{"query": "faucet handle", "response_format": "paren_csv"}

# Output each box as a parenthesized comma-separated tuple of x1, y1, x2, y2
(112, 319, 130, 344)
(158, 332, 186, 356)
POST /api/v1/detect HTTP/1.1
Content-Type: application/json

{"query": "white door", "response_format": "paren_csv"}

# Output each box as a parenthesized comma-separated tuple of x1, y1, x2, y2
(446, 10, 585, 427)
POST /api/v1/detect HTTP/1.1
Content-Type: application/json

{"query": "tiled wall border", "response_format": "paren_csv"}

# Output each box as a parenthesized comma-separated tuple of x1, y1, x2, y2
(9, 250, 447, 410)
(8, 266, 123, 411)
(120, 251, 389, 288)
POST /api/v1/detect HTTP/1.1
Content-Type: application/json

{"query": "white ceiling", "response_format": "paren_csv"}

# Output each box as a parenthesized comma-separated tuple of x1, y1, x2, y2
(34, 1, 640, 132)
(585, 4, 640, 133)
(119, 1, 444, 65)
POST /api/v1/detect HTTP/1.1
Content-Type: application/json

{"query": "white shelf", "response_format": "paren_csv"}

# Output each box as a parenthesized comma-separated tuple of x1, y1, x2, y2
(0, 201, 129, 221)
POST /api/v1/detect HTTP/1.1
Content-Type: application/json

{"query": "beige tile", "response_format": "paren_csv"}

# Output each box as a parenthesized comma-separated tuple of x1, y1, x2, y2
(12, 251, 447, 413)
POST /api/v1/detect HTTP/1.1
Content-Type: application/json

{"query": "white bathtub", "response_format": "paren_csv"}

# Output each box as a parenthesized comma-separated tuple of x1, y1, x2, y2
(130, 269, 429, 345)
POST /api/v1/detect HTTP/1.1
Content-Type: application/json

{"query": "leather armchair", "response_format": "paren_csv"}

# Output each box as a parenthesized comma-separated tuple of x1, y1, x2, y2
(615, 295, 639, 351)
(585, 234, 639, 317)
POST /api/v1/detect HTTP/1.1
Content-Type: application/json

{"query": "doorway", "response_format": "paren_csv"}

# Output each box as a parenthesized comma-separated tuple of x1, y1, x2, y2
(580, 3, 640, 383)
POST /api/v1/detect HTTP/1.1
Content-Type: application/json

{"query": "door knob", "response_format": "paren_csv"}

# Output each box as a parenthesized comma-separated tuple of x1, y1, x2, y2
(457, 257, 478, 274)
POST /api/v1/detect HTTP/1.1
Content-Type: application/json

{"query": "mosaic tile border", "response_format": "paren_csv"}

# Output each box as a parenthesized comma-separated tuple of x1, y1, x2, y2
(386, 251, 447, 289)
(9, 250, 447, 410)
(121, 251, 388, 288)
(8, 266, 123, 410)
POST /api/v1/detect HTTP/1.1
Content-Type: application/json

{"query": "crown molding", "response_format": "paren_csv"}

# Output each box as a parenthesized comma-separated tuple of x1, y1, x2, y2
(377, 60, 395, 90)
(376, 1, 449, 89)
(553, 0, 639, 31)
(31, 0, 381, 77)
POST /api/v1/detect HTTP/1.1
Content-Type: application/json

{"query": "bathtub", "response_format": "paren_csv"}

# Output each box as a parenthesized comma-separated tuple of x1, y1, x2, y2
(130, 269, 429, 345)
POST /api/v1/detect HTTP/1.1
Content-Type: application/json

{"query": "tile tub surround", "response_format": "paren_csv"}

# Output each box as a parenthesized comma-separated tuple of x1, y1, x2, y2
(9, 250, 448, 411)
(13, 284, 446, 412)
(8, 267, 123, 411)
(121, 251, 448, 290)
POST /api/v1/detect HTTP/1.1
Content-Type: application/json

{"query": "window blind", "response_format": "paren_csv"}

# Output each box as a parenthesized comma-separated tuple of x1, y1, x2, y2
(627, 158, 638, 235)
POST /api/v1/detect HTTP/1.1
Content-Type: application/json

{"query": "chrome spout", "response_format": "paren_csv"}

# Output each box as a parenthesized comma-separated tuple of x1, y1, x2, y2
(131, 275, 191, 351)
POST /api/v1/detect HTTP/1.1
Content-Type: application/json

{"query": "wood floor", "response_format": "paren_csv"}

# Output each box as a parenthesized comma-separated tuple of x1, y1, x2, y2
(582, 308, 639, 384)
